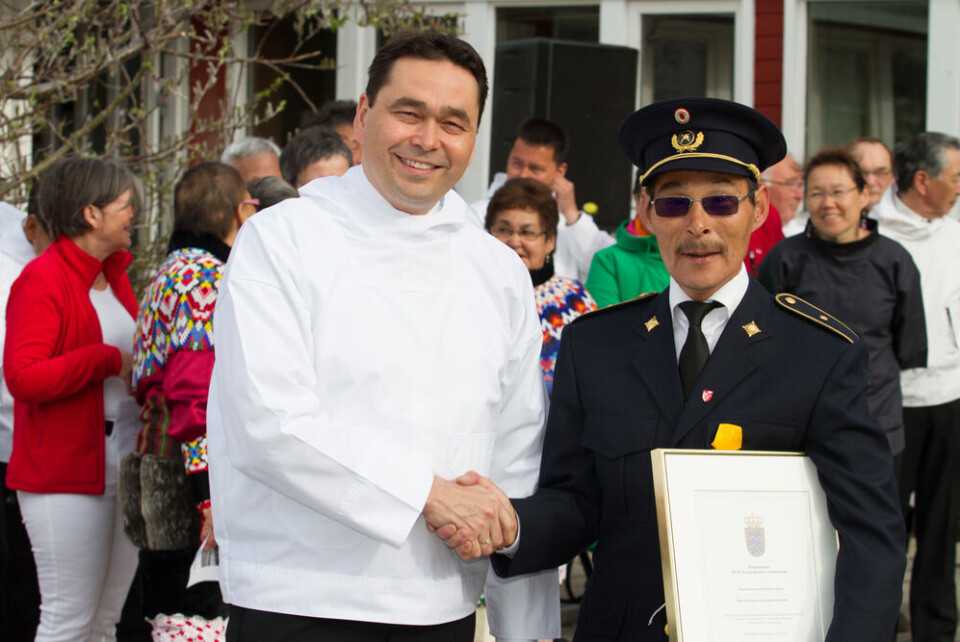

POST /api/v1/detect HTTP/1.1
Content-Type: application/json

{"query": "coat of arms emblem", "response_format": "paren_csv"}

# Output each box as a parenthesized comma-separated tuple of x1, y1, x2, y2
(744, 515, 765, 557)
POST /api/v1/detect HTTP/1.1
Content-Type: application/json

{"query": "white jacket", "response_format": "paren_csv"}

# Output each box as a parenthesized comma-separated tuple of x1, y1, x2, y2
(207, 167, 559, 638)
(873, 189, 960, 406)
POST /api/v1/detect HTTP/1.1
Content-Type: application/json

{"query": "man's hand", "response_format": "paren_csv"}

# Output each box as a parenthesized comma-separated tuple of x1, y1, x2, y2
(430, 472, 518, 559)
(423, 474, 510, 560)
(552, 175, 581, 225)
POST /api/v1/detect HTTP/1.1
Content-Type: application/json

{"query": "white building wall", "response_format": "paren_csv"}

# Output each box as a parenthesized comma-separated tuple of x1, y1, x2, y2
(301, 0, 960, 203)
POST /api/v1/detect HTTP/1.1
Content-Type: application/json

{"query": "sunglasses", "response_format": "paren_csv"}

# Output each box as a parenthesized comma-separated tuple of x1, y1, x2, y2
(650, 192, 754, 218)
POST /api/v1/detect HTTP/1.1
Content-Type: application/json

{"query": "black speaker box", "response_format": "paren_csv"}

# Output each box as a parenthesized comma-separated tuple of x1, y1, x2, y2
(490, 38, 638, 230)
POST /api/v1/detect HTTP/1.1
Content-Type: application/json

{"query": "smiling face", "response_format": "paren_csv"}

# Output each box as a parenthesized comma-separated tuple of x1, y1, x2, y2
(639, 170, 767, 300)
(354, 57, 479, 215)
(806, 164, 870, 244)
(97, 188, 136, 253)
(489, 207, 556, 270)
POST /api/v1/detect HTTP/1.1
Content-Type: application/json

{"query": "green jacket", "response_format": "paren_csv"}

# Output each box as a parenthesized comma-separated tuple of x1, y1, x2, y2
(585, 221, 670, 308)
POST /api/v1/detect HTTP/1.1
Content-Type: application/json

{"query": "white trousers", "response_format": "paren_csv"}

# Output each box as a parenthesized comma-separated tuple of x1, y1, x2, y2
(18, 430, 139, 642)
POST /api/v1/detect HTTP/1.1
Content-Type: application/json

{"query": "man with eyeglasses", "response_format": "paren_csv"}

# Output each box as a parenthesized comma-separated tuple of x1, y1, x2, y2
(762, 153, 806, 236)
(850, 137, 896, 207)
(449, 97, 905, 641)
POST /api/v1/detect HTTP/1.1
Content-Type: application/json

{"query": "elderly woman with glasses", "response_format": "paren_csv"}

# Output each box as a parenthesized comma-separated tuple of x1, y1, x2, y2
(759, 148, 927, 457)
(486, 178, 597, 395)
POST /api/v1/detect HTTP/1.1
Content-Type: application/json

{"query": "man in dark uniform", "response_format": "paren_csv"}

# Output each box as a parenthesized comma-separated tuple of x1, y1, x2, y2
(451, 98, 905, 641)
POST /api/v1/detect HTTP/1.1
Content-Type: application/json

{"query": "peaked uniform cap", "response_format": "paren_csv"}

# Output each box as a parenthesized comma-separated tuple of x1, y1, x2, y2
(619, 97, 787, 186)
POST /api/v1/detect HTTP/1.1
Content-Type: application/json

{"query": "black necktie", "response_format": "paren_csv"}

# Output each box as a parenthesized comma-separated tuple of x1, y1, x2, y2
(678, 300, 722, 399)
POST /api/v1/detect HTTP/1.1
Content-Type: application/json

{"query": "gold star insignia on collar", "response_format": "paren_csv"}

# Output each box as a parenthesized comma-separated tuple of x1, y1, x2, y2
(645, 317, 659, 332)
(742, 321, 761, 337)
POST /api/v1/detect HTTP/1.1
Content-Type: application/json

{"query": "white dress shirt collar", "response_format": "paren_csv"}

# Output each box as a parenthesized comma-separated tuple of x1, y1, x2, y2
(669, 265, 750, 361)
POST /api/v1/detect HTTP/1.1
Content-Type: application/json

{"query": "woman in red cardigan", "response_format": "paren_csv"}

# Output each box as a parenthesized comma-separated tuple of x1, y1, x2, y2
(4, 157, 142, 641)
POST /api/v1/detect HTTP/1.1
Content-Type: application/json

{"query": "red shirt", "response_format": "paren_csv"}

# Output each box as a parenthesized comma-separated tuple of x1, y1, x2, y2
(5, 236, 136, 494)
(746, 204, 785, 275)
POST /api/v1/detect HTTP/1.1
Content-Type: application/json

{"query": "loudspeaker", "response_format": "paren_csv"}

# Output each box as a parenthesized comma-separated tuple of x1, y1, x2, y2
(490, 38, 638, 230)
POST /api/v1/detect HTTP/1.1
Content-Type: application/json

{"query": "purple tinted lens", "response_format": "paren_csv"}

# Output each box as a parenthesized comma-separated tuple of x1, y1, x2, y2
(653, 197, 691, 217)
(702, 195, 740, 216)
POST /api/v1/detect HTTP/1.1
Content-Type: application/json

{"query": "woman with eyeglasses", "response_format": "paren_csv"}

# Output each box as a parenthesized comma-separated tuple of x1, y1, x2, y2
(4, 157, 142, 641)
(758, 148, 927, 457)
(486, 178, 597, 395)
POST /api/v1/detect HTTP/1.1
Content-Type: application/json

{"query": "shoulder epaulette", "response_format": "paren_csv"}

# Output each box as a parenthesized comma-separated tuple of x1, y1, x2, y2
(569, 291, 658, 326)
(775, 293, 857, 343)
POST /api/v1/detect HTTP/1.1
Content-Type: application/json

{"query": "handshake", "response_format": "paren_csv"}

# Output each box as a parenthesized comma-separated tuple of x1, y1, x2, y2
(422, 471, 518, 561)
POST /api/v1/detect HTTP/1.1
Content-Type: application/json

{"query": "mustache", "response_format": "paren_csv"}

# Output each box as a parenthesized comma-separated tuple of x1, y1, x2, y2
(676, 239, 725, 256)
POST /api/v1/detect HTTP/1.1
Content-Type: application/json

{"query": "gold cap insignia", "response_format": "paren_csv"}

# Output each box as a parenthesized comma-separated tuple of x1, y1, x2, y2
(645, 317, 659, 332)
(671, 130, 704, 153)
(712, 423, 743, 451)
(742, 321, 761, 337)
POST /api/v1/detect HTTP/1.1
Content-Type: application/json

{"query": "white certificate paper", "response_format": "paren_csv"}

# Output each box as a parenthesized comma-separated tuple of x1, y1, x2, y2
(652, 450, 837, 642)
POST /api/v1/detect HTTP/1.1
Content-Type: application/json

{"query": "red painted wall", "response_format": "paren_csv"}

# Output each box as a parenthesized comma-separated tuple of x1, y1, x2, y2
(754, 0, 783, 126)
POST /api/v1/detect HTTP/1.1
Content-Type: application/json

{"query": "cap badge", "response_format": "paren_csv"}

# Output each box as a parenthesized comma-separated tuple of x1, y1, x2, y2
(674, 107, 691, 124)
(645, 316, 659, 332)
(671, 130, 704, 153)
(742, 321, 761, 337)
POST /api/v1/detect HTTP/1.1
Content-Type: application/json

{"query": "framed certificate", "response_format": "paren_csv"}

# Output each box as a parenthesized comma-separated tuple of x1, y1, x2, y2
(651, 449, 838, 642)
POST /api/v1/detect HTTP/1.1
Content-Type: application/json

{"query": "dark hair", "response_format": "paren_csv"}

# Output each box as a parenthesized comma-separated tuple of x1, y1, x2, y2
(485, 177, 559, 239)
(516, 118, 569, 165)
(804, 148, 867, 192)
(279, 127, 353, 186)
(365, 32, 488, 126)
(174, 162, 246, 240)
(894, 132, 960, 194)
(38, 157, 142, 240)
(305, 100, 358, 131)
(247, 176, 299, 211)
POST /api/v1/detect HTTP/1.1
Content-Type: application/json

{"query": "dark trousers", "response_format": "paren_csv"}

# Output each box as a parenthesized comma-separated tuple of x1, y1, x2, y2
(226, 605, 476, 642)
(899, 398, 960, 642)
(0, 463, 40, 642)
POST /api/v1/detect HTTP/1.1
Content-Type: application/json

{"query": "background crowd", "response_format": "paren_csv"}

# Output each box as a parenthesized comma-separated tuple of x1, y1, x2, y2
(0, 79, 958, 642)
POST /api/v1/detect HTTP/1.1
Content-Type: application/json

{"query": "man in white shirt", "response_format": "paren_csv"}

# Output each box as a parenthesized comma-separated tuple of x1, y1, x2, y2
(872, 131, 960, 642)
(470, 118, 614, 282)
(456, 98, 906, 641)
(207, 32, 557, 642)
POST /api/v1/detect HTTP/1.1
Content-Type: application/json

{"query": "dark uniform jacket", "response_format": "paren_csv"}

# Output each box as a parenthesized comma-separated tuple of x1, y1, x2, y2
(492, 279, 905, 642)
(758, 221, 927, 454)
